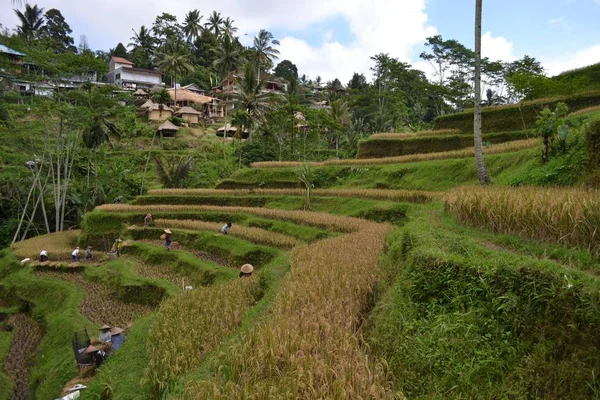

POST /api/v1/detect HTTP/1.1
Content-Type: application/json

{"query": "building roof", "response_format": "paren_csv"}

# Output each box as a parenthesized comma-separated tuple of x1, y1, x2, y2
(140, 99, 155, 109)
(216, 123, 238, 133)
(148, 103, 173, 112)
(174, 106, 202, 116)
(157, 120, 180, 131)
(183, 83, 205, 93)
(134, 89, 148, 96)
(168, 88, 214, 104)
(111, 56, 134, 65)
(0, 44, 26, 57)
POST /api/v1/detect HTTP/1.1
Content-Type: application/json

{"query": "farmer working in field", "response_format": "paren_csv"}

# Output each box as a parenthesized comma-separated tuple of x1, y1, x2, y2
(72, 247, 80, 262)
(111, 238, 122, 257)
(99, 324, 112, 343)
(85, 246, 93, 260)
(144, 213, 153, 228)
(239, 264, 254, 278)
(164, 229, 172, 250)
(40, 249, 48, 262)
(221, 222, 232, 235)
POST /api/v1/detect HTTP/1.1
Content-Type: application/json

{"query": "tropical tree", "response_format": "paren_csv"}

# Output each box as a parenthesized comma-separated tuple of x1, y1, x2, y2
(274, 59, 298, 83)
(41, 8, 76, 53)
(205, 11, 223, 38)
(15, 4, 45, 41)
(232, 63, 271, 140)
(183, 9, 202, 43)
(253, 29, 280, 80)
(473, 0, 491, 185)
(155, 38, 194, 105)
(329, 99, 351, 157)
(129, 25, 154, 68)
(222, 17, 238, 40)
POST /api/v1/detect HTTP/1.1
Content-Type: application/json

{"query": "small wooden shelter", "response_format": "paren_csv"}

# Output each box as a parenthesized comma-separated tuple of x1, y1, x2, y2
(216, 124, 249, 139)
(147, 103, 173, 121)
(139, 99, 155, 110)
(157, 120, 179, 138)
(134, 89, 148, 96)
(174, 106, 202, 124)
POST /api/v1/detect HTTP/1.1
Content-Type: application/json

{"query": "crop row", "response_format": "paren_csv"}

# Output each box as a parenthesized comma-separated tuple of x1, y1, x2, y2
(154, 219, 299, 249)
(96, 204, 375, 233)
(147, 188, 443, 203)
(4, 313, 43, 400)
(11, 230, 81, 261)
(143, 278, 260, 397)
(250, 139, 538, 168)
(446, 186, 600, 253)
(368, 129, 461, 140)
(34, 270, 152, 326)
(181, 223, 397, 398)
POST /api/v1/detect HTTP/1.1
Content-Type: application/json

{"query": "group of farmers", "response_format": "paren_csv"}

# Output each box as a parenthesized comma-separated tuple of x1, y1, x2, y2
(37, 214, 254, 277)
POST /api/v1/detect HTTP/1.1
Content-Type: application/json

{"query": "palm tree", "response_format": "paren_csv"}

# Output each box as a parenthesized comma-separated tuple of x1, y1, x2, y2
(129, 25, 153, 50)
(222, 17, 238, 40)
(473, 0, 491, 184)
(155, 38, 194, 106)
(205, 11, 223, 38)
(252, 29, 280, 80)
(213, 35, 246, 141)
(232, 63, 271, 140)
(330, 99, 351, 157)
(14, 4, 45, 41)
(183, 9, 202, 43)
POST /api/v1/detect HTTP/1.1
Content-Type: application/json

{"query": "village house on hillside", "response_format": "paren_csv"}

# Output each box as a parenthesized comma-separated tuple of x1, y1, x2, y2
(107, 56, 163, 91)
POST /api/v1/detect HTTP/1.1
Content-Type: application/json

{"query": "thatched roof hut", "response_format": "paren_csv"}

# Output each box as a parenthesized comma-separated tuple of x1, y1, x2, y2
(216, 124, 249, 139)
(174, 106, 203, 124)
(147, 103, 174, 121)
(140, 99, 155, 109)
(157, 120, 179, 138)
(134, 89, 148, 96)
(168, 88, 215, 105)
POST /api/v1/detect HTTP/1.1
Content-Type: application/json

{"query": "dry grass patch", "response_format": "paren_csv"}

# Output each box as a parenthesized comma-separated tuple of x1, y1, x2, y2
(251, 139, 537, 168)
(569, 105, 600, 116)
(148, 188, 443, 203)
(12, 230, 81, 261)
(143, 278, 259, 397)
(96, 204, 371, 233)
(369, 129, 460, 140)
(447, 186, 600, 253)
(182, 223, 400, 399)
(154, 218, 299, 249)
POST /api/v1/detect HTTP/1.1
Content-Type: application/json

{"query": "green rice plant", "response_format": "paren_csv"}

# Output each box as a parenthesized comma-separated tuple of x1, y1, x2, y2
(180, 223, 400, 399)
(250, 139, 538, 168)
(143, 278, 260, 397)
(369, 129, 460, 140)
(446, 186, 600, 253)
(153, 218, 299, 249)
(147, 188, 443, 203)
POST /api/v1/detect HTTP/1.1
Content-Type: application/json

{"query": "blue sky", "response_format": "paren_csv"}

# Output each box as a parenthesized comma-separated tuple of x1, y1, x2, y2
(1, 0, 599, 81)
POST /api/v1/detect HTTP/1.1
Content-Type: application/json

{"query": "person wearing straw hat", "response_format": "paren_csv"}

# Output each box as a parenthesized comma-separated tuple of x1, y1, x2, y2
(239, 264, 254, 278)
(164, 229, 172, 250)
(99, 324, 112, 343)
(144, 213, 153, 228)
(84, 344, 105, 366)
(111, 238, 123, 257)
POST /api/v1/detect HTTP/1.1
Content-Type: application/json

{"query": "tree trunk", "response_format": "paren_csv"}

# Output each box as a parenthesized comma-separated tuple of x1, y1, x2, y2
(542, 136, 549, 163)
(473, 0, 491, 185)
(174, 75, 177, 107)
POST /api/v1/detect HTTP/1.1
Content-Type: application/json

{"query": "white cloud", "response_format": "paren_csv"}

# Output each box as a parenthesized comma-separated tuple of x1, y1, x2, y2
(548, 17, 569, 29)
(481, 32, 517, 62)
(543, 44, 600, 76)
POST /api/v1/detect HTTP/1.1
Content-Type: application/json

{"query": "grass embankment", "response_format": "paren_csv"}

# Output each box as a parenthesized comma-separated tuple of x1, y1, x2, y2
(447, 186, 600, 254)
(357, 130, 532, 159)
(12, 230, 80, 261)
(0, 325, 13, 400)
(368, 208, 600, 398)
(250, 139, 537, 168)
(433, 90, 600, 133)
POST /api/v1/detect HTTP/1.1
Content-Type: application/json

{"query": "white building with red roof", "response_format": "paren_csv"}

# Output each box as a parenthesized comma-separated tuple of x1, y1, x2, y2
(107, 56, 163, 90)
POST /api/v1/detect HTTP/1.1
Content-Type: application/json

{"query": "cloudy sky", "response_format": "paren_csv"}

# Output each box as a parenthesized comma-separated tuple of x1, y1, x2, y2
(1, 0, 599, 82)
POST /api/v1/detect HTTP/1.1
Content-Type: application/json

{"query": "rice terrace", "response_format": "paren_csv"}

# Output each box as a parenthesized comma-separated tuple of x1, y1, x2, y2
(1, 1, 600, 399)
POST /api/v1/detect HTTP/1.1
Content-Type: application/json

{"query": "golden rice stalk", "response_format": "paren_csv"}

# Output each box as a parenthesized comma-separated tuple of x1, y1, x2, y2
(154, 218, 299, 249)
(147, 188, 444, 203)
(11, 230, 81, 260)
(447, 186, 600, 253)
(181, 223, 402, 399)
(251, 139, 538, 168)
(368, 129, 461, 140)
(96, 204, 376, 233)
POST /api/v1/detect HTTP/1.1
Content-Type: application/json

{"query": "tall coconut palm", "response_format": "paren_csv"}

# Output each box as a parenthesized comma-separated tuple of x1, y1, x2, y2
(232, 63, 271, 140)
(183, 9, 202, 43)
(253, 29, 280, 80)
(213, 35, 246, 142)
(222, 17, 238, 40)
(14, 4, 45, 41)
(205, 11, 223, 38)
(473, 0, 491, 184)
(129, 25, 153, 50)
(155, 38, 194, 106)
(329, 99, 351, 157)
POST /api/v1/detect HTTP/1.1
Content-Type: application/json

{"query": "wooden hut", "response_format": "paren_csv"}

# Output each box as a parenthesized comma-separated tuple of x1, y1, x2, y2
(139, 99, 155, 110)
(134, 88, 148, 97)
(216, 124, 249, 139)
(157, 120, 179, 138)
(174, 106, 202, 124)
(147, 103, 173, 121)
